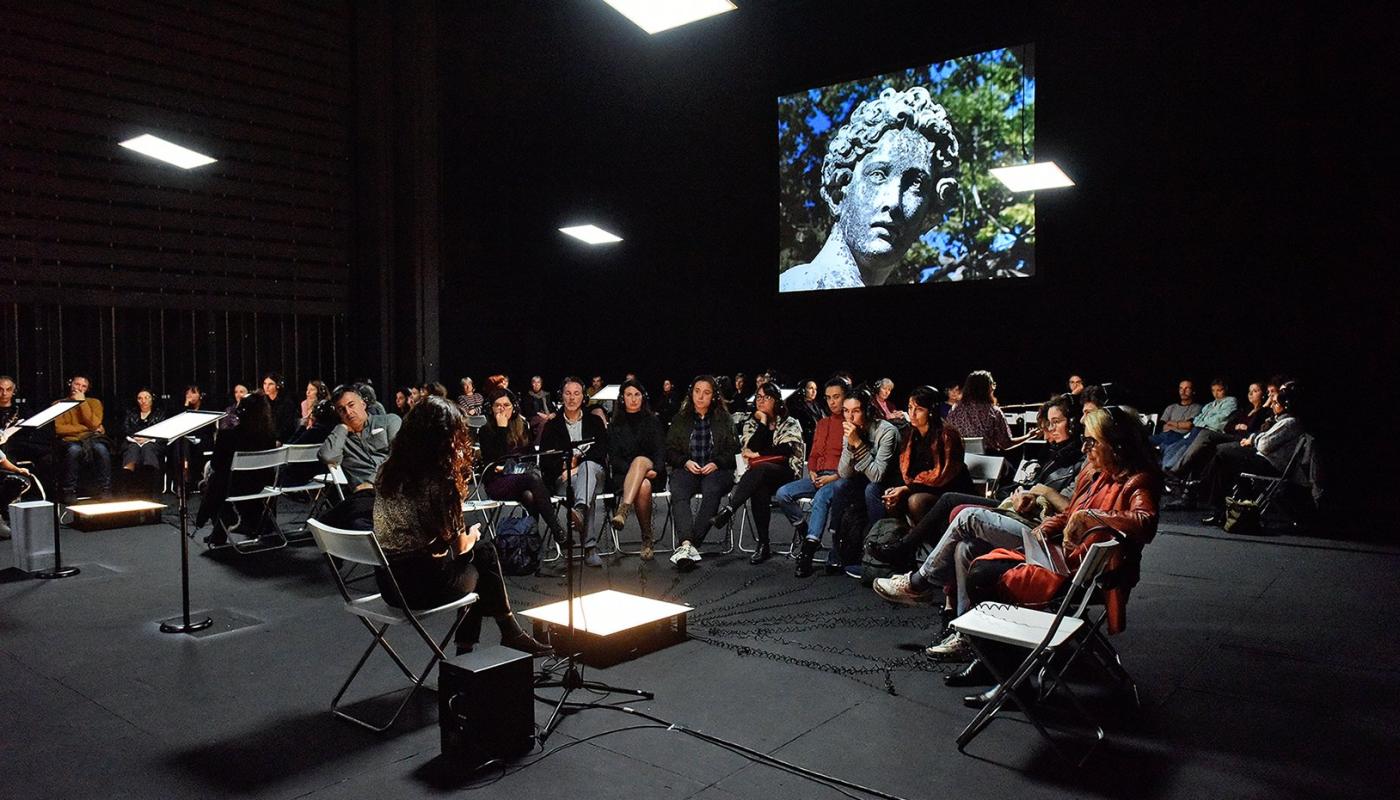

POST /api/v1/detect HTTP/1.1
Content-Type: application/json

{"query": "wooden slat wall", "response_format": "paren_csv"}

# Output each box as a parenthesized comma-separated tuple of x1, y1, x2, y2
(0, 0, 352, 405)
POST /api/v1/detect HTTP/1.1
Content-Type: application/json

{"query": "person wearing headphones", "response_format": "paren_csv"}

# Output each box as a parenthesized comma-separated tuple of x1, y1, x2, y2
(477, 388, 569, 547)
(261, 371, 300, 444)
(607, 379, 667, 560)
(709, 382, 806, 564)
(880, 407, 1161, 695)
(795, 387, 899, 578)
(664, 376, 738, 569)
(1199, 381, 1303, 526)
(539, 377, 609, 567)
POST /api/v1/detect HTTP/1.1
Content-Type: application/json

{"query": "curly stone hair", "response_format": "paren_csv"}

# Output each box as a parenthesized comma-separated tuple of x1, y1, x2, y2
(820, 86, 960, 222)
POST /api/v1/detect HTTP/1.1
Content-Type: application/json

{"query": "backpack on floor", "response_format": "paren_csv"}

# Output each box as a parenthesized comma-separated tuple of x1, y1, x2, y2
(861, 516, 910, 586)
(494, 514, 541, 576)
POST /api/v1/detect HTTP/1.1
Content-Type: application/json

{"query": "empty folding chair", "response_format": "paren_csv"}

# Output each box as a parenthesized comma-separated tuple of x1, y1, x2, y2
(308, 519, 478, 732)
(950, 539, 1120, 765)
(274, 443, 330, 538)
(211, 446, 288, 553)
(963, 437, 985, 455)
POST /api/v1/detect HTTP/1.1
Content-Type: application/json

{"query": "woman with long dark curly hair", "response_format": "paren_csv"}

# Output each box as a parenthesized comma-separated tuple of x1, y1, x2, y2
(372, 396, 551, 655)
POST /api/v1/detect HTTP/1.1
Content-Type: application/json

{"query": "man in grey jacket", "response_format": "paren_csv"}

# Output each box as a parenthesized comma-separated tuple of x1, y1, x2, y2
(318, 386, 401, 490)
(795, 390, 899, 578)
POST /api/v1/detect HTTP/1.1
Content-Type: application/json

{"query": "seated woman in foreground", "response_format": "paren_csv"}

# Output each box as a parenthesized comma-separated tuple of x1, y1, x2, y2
(371, 396, 550, 656)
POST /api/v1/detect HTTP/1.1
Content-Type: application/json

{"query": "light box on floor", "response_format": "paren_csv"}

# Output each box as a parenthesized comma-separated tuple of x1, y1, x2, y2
(519, 589, 691, 667)
(67, 500, 165, 531)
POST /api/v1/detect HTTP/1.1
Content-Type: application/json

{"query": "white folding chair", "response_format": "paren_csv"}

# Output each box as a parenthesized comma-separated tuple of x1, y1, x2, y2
(213, 446, 288, 552)
(963, 437, 985, 455)
(951, 539, 1121, 766)
(308, 519, 478, 732)
(964, 452, 1006, 498)
(608, 490, 676, 557)
(274, 443, 329, 537)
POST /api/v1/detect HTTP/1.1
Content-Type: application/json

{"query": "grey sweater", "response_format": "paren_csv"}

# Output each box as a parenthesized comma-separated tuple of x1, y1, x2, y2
(838, 418, 899, 483)
(318, 413, 402, 485)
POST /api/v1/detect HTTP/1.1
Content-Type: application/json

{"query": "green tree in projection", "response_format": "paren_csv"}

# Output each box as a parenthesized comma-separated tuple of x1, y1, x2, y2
(778, 46, 1035, 284)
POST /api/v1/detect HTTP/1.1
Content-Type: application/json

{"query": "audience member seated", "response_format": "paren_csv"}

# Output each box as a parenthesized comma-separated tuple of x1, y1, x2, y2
(522, 375, 555, 439)
(776, 378, 848, 554)
(1161, 377, 1238, 472)
(539, 377, 609, 567)
(476, 389, 567, 546)
(872, 378, 908, 423)
(218, 383, 250, 431)
(872, 395, 1085, 604)
(794, 388, 898, 578)
(54, 374, 112, 505)
(289, 398, 339, 445)
(1067, 373, 1085, 397)
(318, 386, 402, 489)
(0, 444, 34, 539)
(357, 382, 387, 416)
(946, 370, 1012, 453)
(370, 395, 550, 656)
(880, 386, 971, 524)
(1174, 379, 1272, 481)
(789, 379, 824, 451)
(393, 386, 413, 416)
(728, 372, 752, 413)
(1078, 383, 1110, 419)
(937, 383, 961, 419)
(183, 384, 205, 411)
(300, 380, 329, 430)
(456, 377, 483, 416)
(261, 372, 300, 444)
(880, 408, 1160, 699)
(0, 375, 54, 490)
(607, 379, 667, 560)
(421, 381, 449, 400)
(710, 383, 806, 564)
(1200, 381, 1303, 526)
(484, 374, 509, 395)
(1150, 378, 1200, 450)
(656, 378, 681, 424)
(665, 376, 738, 570)
(120, 388, 166, 496)
(197, 393, 279, 544)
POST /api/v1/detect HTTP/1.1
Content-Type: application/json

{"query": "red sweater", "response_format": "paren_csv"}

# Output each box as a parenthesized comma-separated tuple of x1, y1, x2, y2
(807, 415, 844, 474)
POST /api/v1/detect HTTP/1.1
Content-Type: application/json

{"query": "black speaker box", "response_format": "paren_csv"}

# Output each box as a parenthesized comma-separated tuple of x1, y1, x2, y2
(438, 645, 535, 769)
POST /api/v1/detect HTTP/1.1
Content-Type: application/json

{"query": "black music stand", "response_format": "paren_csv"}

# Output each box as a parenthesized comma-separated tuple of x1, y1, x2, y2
(16, 400, 81, 579)
(136, 410, 226, 634)
(533, 438, 652, 744)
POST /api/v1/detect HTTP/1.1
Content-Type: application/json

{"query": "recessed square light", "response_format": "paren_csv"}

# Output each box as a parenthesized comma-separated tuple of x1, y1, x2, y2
(119, 134, 217, 169)
(604, 0, 736, 34)
(559, 224, 623, 245)
(990, 161, 1074, 192)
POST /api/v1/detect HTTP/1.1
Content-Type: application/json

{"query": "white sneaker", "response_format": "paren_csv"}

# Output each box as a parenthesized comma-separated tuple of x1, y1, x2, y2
(873, 573, 937, 606)
(924, 631, 973, 661)
(686, 543, 702, 562)
(669, 546, 689, 566)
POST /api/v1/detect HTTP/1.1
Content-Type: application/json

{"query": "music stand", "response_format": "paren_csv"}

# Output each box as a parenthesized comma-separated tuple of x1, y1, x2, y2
(534, 437, 652, 744)
(589, 384, 621, 402)
(135, 410, 226, 634)
(18, 400, 80, 579)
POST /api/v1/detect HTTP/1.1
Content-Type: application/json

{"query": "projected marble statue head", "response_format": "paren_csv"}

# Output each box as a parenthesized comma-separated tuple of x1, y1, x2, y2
(781, 87, 959, 291)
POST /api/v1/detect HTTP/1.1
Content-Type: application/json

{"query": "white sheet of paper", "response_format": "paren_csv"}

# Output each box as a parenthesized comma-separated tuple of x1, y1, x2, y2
(133, 410, 227, 441)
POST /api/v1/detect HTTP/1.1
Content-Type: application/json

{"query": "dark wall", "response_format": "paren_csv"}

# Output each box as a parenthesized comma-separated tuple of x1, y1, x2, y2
(0, 0, 353, 408)
(438, 1, 1391, 409)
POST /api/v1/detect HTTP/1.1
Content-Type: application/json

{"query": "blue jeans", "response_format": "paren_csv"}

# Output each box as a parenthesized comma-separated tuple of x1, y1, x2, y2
(775, 470, 836, 524)
(804, 476, 866, 564)
(1150, 429, 1187, 450)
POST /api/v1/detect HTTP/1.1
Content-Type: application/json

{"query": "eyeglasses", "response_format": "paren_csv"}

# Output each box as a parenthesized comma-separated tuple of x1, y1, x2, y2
(1081, 436, 1098, 450)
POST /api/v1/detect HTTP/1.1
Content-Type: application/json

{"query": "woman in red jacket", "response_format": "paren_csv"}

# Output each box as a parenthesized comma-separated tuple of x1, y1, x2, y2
(949, 406, 1161, 701)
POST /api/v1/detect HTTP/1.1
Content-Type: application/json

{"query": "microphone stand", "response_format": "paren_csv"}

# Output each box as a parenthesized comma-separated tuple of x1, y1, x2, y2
(535, 438, 652, 744)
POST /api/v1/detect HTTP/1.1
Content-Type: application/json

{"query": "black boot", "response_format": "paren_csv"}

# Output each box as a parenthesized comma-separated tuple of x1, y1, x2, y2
(944, 658, 992, 687)
(749, 541, 771, 565)
(497, 614, 554, 657)
(794, 536, 820, 578)
(710, 505, 735, 530)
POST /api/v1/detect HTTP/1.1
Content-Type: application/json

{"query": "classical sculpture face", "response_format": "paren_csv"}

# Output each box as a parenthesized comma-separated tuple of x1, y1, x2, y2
(780, 86, 959, 292)
(835, 127, 940, 282)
